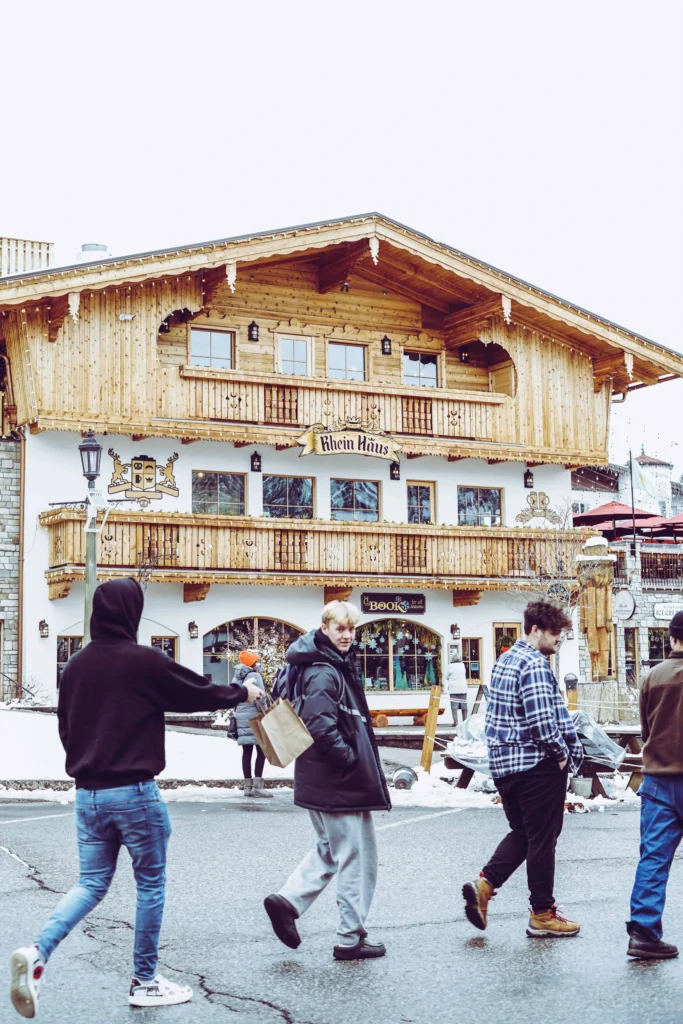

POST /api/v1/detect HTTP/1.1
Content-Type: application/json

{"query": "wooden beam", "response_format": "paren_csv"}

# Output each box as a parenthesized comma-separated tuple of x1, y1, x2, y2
(407, 453, 425, 459)
(324, 586, 353, 604)
(488, 458, 507, 464)
(49, 580, 73, 600)
(47, 295, 69, 343)
(355, 264, 453, 314)
(233, 441, 251, 448)
(452, 589, 483, 607)
(373, 250, 475, 304)
(318, 241, 369, 293)
(183, 582, 211, 603)
(275, 443, 297, 450)
(444, 296, 505, 349)
(181, 438, 199, 445)
(447, 454, 468, 462)
(132, 434, 150, 442)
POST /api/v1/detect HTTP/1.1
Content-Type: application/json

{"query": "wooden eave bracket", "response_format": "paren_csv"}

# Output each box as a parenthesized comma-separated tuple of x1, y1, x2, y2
(324, 586, 353, 604)
(183, 582, 211, 603)
(49, 580, 73, 601)
(444, 295, 509, 349)
(318, 240, 371, 293)
(452, 589, 483, 606)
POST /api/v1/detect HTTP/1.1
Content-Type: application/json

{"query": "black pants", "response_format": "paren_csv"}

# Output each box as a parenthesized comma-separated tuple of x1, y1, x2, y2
(242, 744, 265, 779)
(482, 758, 568, 913)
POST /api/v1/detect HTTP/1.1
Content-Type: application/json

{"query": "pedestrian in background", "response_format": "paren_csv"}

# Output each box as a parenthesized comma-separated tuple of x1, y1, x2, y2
(446, 651, 468, 725)
(462, 600, 583, 938)
(9, 578, 262, 1019)
(626, 611, 683, 960)
(232, 651, 271, 799)
(264, 601, 391, 960)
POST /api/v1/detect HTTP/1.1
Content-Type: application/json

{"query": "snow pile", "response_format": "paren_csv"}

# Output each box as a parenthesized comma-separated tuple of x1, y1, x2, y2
(391, 767, 501, 809)
(0, 709, 292, 783)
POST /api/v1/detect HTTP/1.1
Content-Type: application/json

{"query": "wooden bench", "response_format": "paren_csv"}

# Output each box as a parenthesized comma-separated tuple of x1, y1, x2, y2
(370, 708, 445, 728)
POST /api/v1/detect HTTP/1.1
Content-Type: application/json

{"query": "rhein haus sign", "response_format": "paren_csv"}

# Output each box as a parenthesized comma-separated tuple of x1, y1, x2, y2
(297, 419, 401, 462)
(361, 593, 426, 615)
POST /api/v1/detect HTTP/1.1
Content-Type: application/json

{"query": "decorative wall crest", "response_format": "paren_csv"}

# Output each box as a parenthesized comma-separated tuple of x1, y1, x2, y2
(515, 491, 562, 525)
(108, 449, 180, 507)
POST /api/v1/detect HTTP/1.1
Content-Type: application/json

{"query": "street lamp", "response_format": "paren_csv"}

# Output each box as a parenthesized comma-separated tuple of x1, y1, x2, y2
(79, 430, 103, 643)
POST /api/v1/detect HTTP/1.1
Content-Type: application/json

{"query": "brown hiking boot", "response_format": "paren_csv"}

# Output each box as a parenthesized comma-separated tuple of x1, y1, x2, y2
(462, 875, 496, 930)
(527, 905, 580, 938)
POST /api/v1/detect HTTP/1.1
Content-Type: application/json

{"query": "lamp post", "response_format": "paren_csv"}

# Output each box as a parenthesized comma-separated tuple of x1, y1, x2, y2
(78, 430, 103, 643)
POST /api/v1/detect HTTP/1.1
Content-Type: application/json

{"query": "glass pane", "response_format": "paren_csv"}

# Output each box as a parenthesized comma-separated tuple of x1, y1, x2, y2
(290, 506, 313, 519)
(218, 473, 244, 510)
(293, 339, 307, 362)
(394, 655, 414, 690)
(331, 479, 353, 509)
(289, 477, 313, 506)
(347, 347, 365, 373)
(356, 622, 390, 655)
(479, 489, 502, 524)
(363, 656, 390, 690)
(328, 343, 346, 370)
(211, 357, 232, 370)
(404, 351, 421, 371)
(263, 504, 287, 518)
(419, 503, 432, 523)
(346, 367, 365, 381)
(294, 359, 309, 376)
(211, 333, 233, 359)
(354, 480, 378, 511)
(331, 508, 355, 521)
(263, 476, 287, 506)
(190, 330, 211, 357)
(57, 637, 69, 663)
(408, 505, 420, 524)
(191, 354, 211, 367)
(355, 509, 379, 522)
(458, 487, 478, 525)
(328, 366, 348, 379)
(70, 637, 83, 656)
(280, 338, 294, 362)
(420, 354, 438, 379)
(192, 471, 216, 511)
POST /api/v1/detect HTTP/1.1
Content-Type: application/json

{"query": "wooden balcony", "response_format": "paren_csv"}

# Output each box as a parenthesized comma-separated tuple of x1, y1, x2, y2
(40, 508, 590, 597)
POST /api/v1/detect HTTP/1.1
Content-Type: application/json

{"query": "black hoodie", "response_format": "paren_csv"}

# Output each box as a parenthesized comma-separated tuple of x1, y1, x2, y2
(57, 577, 247, 788)
(286, 629, 391, 813)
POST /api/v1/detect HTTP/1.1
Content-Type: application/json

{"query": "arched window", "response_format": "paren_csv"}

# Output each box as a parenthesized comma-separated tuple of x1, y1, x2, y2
(203, 617, 304, 688)
(355, 619, 442, 692)
(465, 340, 516, 397)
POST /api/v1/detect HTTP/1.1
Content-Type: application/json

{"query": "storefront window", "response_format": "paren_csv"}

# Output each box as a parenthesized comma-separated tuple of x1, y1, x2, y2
(203, 617, 304, 689)
(151, 636, 177, 660)
(57, 636, 83, 689)
(624, 627, 639, 686)
(355, 619, 441, 692)
(462, 638, 482, 681)
(648, 628, 671, 667)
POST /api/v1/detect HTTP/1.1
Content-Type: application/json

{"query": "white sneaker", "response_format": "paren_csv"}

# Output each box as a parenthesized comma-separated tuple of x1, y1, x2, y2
(129, 974, 193, 1007)
(10, 945, 45, 1019)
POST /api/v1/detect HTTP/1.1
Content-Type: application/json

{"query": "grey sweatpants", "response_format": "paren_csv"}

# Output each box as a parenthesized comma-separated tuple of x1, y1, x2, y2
(279, 810, 378, 945)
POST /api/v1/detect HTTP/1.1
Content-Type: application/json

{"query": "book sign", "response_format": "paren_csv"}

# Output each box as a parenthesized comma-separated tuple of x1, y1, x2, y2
(361, 593, 426, 615)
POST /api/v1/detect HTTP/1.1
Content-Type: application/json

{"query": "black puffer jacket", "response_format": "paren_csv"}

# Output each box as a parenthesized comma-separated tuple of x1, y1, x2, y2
(287, 629, 391, 813)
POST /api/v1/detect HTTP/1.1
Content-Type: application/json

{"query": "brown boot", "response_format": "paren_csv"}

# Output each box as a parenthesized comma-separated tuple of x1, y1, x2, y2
(527, 905, 580, 938)
(462, 875, 496, 930)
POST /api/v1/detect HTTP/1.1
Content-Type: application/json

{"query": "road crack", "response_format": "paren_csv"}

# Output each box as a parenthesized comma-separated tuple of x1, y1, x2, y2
(0, 842, 65, 895)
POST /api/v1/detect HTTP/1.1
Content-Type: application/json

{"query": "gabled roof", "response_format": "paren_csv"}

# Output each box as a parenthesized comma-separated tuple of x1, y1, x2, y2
(636, 452, 673, 468)
(1, 212, 682, 388)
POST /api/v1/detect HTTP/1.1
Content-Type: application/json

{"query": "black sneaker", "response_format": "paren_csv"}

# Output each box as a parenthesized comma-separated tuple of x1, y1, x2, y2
(264, 894, 301, 949)
(333, 940, 386, 961)
(627, 923, 679, 960)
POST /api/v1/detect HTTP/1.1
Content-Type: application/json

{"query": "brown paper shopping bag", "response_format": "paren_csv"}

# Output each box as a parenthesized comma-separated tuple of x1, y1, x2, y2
(249, 713, 285, 768)
(259, 699, 314, 768)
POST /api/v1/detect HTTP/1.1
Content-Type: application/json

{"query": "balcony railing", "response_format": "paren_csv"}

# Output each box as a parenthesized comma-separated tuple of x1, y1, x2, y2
(641, 550, 683, 590)
(40, 509, 589, 590)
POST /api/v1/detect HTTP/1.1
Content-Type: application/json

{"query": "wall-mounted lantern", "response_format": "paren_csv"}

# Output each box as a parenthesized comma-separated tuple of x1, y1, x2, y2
(39, 619, 49, 639)
(248, 321, 259, 342)
(250, 451, 262, 473)
(459, 348, 470, 364)
(381, 336, 392, 356)
(188, 621, 199, 639)
(524, 468, 534, 489)
(450, 623, 461, 640)
(340, 281, 350, 293)
(390, 461, 401, 480)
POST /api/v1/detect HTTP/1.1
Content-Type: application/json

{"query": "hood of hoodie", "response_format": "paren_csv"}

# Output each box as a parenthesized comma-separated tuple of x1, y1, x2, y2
(233, 662, 262, 682)
(90, 577, 144, 643)
(286, 629, 349, 669)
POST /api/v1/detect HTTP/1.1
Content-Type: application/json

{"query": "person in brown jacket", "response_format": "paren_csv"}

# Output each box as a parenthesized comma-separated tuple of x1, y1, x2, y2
(627, 610, 683, 960)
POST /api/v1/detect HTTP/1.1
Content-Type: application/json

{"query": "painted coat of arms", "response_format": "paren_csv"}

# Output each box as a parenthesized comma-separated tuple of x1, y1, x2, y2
(108, 449, 179, 507)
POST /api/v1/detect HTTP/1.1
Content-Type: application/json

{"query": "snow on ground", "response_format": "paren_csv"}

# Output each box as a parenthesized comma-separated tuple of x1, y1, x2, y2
(0, 709, 292, 782)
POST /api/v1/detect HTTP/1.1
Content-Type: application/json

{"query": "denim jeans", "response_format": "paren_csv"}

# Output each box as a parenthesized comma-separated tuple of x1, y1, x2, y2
(629, 774, 683, 940)
(35, 781, 171, 980)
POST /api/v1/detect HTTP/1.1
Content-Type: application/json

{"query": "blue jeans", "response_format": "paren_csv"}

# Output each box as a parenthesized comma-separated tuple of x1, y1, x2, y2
(35, 781, 171, 980)
(629, 774, 683, 940)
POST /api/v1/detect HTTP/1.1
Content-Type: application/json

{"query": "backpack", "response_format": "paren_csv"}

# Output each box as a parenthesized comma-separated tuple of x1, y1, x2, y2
(271, 661, 344, 711)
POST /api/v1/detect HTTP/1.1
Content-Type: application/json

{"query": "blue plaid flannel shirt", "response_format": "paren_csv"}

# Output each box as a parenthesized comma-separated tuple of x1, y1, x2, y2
(485, 639, 583, 779)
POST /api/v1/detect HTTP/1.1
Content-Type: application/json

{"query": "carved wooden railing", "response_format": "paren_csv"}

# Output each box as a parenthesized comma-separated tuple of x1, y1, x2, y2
(41, 509, 588, 586)
(164, 367, 514, 443)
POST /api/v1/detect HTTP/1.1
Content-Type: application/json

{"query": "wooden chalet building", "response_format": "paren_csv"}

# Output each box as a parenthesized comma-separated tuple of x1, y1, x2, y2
(1, 213, 682, 712)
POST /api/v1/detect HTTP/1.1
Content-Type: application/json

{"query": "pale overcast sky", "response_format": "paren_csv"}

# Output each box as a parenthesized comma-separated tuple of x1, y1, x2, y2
(2, 1, 681, 473)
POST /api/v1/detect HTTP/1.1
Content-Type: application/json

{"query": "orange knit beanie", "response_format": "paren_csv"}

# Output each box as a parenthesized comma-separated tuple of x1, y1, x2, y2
(239, 650, 259, 667)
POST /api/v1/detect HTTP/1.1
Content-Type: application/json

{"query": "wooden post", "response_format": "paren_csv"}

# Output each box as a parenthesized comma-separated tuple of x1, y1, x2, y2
(420, 685, 442, 774)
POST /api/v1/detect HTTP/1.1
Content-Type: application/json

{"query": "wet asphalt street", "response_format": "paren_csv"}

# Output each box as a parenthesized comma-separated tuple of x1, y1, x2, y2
(2, 794, 683, 1024)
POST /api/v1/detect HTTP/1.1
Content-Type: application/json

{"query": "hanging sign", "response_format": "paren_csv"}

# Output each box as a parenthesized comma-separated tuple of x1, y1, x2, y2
(654, 602, 683, 621)
(361, 593, 426, 615)
(613, 590, 636, 619)
(297, 419, 401, 462)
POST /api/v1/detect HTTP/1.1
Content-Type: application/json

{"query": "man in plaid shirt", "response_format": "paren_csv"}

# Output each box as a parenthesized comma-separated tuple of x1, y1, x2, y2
(462, 601, 583, 938)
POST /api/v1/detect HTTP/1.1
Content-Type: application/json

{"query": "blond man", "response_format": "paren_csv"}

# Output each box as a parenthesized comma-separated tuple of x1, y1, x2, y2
(264, 601, 391, 960)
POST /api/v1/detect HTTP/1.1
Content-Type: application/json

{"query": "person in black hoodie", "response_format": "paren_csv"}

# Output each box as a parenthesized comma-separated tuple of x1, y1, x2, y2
(264, 601, 391, 961)
(10, 577, 261, 1020)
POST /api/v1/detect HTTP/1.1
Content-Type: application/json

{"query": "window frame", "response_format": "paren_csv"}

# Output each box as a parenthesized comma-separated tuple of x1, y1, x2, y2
(326, 340, 367, 382)
(57, 635, 83, 690)
(461, 637, 483, 683)
(624, 626, 639, 687)
(330, 478, 381, 523)
(406, 480, 436, 525)
(191, 470, 247, 517)
(151, 636, 178, 660)
(355, 618, 442, 693)
(457, 485, 504, 527)
(492, 622, 521, 661)
(262, 473, 315, 519)
(402, 349, 440, 388)
(188, 326, 236, 371)
(276, 334, 314, 378)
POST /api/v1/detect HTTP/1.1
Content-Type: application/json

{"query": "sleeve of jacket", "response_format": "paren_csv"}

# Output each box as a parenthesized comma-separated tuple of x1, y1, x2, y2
(152, 651, 248, 712)
(519, 659, 571, 763)
(640, 677, 650, 744)
(299, 667, 357, 771)
(57, 667, 70, 751)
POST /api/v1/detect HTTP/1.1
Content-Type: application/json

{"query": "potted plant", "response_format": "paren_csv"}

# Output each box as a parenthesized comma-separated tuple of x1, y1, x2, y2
(496, 634, 516, 658)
